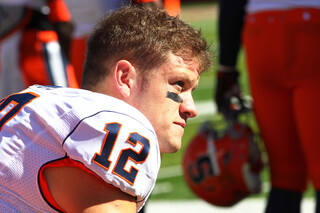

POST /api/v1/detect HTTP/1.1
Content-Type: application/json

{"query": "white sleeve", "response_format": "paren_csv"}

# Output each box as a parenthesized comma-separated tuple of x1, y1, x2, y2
(62, 110, 161, 211)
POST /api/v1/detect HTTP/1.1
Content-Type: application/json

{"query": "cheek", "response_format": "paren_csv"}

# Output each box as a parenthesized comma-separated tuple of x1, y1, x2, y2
(152, 101, 176, 123)
(141, 90, 179, 124)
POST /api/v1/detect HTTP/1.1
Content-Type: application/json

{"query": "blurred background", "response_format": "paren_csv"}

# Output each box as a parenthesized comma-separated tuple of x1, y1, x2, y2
(0, 0, 316, 212)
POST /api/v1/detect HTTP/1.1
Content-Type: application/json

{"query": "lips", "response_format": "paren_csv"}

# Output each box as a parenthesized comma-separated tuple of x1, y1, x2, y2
(174, 121, 186, 128)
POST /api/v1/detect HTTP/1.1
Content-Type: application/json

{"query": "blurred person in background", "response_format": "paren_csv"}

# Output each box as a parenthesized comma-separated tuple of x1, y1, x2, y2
(215, 0, 320, 212)
(0, 0, 78, 99)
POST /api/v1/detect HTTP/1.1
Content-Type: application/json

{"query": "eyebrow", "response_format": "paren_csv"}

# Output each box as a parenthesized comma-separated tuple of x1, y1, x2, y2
(175, 71, 199, 90)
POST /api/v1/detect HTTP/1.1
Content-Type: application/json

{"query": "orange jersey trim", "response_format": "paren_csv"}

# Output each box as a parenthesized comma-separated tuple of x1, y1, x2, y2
(47, 0, 71, 22)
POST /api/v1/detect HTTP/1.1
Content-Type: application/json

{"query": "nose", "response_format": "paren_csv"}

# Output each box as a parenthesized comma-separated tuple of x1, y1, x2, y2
(180, 94, 198, 118)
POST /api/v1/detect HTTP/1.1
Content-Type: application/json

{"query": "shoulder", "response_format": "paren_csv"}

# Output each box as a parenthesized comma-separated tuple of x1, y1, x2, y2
(62, 109, 160, 210)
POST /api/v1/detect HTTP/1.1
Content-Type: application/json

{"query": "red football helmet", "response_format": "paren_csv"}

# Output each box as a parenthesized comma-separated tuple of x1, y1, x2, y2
(183, 121, 263, 207)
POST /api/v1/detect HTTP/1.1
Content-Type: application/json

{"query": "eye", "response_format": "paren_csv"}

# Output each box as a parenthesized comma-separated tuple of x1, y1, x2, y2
(174, 81, 185, 92)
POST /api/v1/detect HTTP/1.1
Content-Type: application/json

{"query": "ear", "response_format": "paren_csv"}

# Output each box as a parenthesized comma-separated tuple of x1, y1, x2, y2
(113, 60, 137, 98)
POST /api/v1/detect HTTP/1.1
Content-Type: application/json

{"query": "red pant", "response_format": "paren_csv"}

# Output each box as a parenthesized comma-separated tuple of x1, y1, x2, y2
(243, 8, 320, 192)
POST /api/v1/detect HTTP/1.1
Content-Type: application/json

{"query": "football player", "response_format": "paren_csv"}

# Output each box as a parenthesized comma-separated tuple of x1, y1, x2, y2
(243, 1, 320, 212)
(215, 0, 320, 212)
(0, 6, 212, 213)
(0, 0, 79, 99)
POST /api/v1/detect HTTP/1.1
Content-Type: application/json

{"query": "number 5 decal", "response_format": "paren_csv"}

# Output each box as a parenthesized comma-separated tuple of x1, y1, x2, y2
(92, 122, 150, 185)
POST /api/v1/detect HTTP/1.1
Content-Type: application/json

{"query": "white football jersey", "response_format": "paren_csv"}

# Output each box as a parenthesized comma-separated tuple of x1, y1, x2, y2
(0, 85, 161, 212)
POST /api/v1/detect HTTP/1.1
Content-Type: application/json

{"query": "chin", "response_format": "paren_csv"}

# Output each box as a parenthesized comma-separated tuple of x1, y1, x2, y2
(170, 147, 181, 153)
(160, 142, 181, 153)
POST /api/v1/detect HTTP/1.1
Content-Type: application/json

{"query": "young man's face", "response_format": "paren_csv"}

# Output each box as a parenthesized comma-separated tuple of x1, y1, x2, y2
(130, 53, 200, 153)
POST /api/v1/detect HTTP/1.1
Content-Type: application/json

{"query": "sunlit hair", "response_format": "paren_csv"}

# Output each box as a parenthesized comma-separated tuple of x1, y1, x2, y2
(82, 6, 212, 89)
